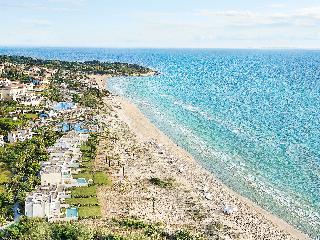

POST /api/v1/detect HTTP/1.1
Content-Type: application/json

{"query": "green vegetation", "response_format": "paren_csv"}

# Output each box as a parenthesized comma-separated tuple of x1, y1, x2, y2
(35, 127, 64, 147)
(0, 137, 47, 202)
(71, 186, 97, 198)
(0, 128, 61, 223)
(93, 172, 112, 186)
(0, 191, 14, 224)
(149, 177, 175, 188)
(74, 172, 93, 180)
(78, 206, 101, 219)
(21, 113, 38, 120)
(0, 66, 30, 82)
(45, 83, 64, 102)
(0, 55, 156, 77)
(78, 88, 107, 108)
(0, 217, 203, 240)
(0, 166, 10, 184)
(65, 197, 99, 206)
(0, 117, 24, 133)
(73, 171, 111, 186)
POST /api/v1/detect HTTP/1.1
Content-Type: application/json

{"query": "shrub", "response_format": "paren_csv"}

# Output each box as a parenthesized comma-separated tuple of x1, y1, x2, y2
(149, 177, 175, 188)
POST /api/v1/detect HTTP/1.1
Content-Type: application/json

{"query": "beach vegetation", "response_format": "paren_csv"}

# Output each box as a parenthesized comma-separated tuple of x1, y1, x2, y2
(173, 230, 200, 240)
(0, 216, 203, 240)
(149, 177, 175, 188)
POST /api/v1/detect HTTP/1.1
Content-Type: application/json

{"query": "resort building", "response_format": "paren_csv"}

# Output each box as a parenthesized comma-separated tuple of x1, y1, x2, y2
(25, 131, 90, 221)
(20, 94, 43, 106)
(40, 166, 62, 185)
(0, 64, 4, 74)
(25, 185, 69, 220)
(0, 82, 29, 101)
(7, 128, 33, 143)
(0, 135, 5, 146)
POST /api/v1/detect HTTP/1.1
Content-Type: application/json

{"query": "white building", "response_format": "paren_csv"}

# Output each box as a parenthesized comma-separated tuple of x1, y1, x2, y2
(0, 83, 27, 101)
(25, 185, 67, 220)
(0, 81, 34, 101)
(25, 131, 91, 221)
(0, 135, 5, 146)
(25, 192, 50, 218)
(7, 128, 33, 143)
(40, 166, 62, 186)
(0, 64, 4, 74)
(20, 94, 43, 106)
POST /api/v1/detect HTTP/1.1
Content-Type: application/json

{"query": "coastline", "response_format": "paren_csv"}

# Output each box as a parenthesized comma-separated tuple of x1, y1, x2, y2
(93, 74, 310, 239)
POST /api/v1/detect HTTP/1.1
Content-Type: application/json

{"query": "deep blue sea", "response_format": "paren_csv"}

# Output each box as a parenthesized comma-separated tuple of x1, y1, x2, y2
(0, 47, 319, 237)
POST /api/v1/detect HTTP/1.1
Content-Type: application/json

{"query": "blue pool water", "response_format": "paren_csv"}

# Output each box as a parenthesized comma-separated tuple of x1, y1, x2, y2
(0, 47, 319, 237)
(77, 178, 87, 184)
(60, 122, 90, 133)
(54, 102, 74, 111)
(66, 207, 78, 218)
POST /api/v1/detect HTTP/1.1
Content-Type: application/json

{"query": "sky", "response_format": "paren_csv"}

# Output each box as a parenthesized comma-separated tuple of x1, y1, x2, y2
(0, 0, 320, 49)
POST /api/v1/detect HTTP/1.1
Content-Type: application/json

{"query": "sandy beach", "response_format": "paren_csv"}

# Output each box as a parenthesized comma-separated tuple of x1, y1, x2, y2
(91, 74, 310, 239)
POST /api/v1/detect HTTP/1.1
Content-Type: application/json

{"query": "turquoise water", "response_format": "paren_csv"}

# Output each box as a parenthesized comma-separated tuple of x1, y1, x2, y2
(0, 48, 319, 237)
(77, 178, 88, 184)
(66, 207, 78, 218)
(60, 122, 90, 133)
(54, 102, 74, 110)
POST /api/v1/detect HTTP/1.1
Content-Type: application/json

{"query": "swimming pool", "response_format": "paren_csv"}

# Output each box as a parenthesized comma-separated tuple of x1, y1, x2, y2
(76, 178, 87, 184)
(54, 102, 74, 111)
(66, 207, 78, 219)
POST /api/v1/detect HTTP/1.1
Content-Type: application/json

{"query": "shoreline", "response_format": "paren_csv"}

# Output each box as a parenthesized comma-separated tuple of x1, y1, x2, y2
(93, 74, 310, 239)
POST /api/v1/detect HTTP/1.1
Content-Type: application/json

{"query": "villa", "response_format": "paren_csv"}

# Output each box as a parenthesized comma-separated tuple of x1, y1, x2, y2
(25, 130, 91, 221)
(7, 128, 33, 143)
(40, 166, 62, 186)
(20, 94, 43, 106)
(0, 135, 4, 146)
(0, 81, 34, 101)
(25, 185, 70, 220)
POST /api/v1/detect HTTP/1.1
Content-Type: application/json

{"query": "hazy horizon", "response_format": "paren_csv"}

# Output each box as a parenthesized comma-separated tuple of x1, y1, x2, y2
(1, 46, 320, 51)
(1, 0, 319, 49)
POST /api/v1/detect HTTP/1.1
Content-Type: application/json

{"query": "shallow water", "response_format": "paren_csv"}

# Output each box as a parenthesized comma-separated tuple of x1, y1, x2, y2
(1, 47, 319, 237)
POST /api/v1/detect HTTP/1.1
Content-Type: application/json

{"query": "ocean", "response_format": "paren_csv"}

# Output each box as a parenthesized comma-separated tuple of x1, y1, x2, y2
(0, 47, 319, 237)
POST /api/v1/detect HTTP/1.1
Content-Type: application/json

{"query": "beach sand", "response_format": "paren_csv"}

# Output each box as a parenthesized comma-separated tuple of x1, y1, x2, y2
(91, 74, 310, 239)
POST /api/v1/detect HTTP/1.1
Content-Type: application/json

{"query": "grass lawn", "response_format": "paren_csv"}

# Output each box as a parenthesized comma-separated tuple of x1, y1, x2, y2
(22, 113, 38, 119)
(73, 172, 93, 180)
(65, 197, 99, 206)
(81, 161, 93, 171)
(78, 206, 101, 219)
(0, 168, 10, 184)
(71, 186, 97, 198)
(93, 172, 112, 186)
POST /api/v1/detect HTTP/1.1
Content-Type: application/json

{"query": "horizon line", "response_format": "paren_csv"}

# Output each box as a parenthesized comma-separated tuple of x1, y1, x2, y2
(0, 45, 320, 51)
